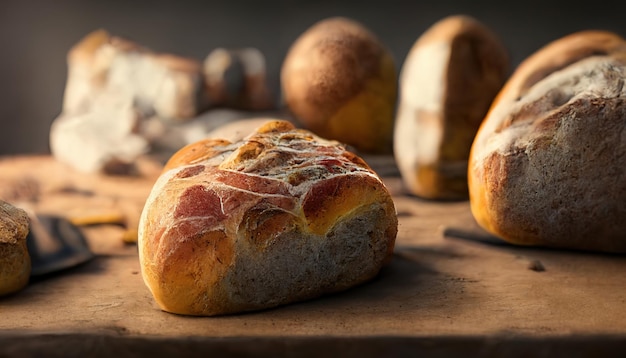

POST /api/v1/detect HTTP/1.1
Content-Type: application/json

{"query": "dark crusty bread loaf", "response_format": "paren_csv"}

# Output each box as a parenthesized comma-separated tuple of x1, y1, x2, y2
(138, 120, 397, 316)
(468, 30, 626, 252)
(0, 200, 30, 296)
(394, 15, 509, 200)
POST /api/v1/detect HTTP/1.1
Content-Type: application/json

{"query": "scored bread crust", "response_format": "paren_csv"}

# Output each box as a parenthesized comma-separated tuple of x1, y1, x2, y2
(468, 30, 626, 252)
(138, 120, 397, 316)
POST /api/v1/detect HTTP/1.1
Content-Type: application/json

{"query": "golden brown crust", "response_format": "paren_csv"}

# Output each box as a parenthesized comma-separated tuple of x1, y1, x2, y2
(282, 18, 381, 126)
(163, 138, 232, 172)
(394, 15, 509, 199)
(281, 17, 397, 154)
(0, 201, 31, 296)
(67, 29, 111, 64)
(139, 120, 397, 315)
(468, 30, 626, 252)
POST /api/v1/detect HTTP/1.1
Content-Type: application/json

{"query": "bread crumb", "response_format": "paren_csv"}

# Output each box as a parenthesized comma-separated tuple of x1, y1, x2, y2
(528, 259, 545, 272)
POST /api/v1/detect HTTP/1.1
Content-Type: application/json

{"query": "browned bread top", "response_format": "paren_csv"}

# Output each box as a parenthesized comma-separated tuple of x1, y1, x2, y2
(468, 30, 626, 252)
(139, 120, 398, 315)
(492, 30, 626, 105)
(280, 17, 397, 154)
(0, 200, 31, 296)
(394, 14, 509, 200)
(0, 201, 29, 245)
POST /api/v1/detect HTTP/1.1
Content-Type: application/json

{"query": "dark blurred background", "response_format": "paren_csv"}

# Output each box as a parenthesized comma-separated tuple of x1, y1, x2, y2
(1, 0, 625, 155)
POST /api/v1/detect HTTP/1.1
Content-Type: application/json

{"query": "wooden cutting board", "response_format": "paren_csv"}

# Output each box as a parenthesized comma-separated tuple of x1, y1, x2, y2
(0, 155, 625, 357)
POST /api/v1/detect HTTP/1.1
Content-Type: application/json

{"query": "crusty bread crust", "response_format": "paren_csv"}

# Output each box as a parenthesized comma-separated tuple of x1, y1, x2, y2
(138, 120, 397, 315)
(468, 30, 626, 252)
(394, 15, 509, 199)
(281, 17, 397, 154)
(0, 201, 30, 296)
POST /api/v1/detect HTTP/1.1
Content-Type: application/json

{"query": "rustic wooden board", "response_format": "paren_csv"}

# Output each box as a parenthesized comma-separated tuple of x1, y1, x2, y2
(0, 155, 625, 357)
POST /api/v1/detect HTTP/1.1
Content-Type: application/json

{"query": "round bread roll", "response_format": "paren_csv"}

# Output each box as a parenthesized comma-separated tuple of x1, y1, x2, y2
(281, 17, 397, 154)
(138, 120, 398, 316)
(468, 30, 626, 252)
(0, 200, 31, 296)
(394, 15, 509, 200)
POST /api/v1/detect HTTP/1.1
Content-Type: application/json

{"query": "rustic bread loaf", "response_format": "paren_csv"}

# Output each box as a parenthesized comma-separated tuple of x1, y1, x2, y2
(63, 29, 207, 120)
(468, 30, 626, 252)
(51, 29, 208, 174)
(0, 201, 30, 296)
(203, 48, 275, 110)
(394, 15, 509, 200)
(280, 17, 397, 154)
(138, 120, 398, 316)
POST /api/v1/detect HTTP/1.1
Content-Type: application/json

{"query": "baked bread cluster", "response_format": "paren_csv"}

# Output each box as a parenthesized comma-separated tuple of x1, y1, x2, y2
(138, 120, 397, 316)
(50, 29, 275, 174)
(468, 30, 626, 252)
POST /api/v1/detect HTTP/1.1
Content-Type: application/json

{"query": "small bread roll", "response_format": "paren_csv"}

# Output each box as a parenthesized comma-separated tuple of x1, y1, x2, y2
(281, 17, 397, 154)
(468, 30, 626, 252)
(394, 15, 509, 199)
(138, 120, 397, 316)
(0, 201, 31, 296)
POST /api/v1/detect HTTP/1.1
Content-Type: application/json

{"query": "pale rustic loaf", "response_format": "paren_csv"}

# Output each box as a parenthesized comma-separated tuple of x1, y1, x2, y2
(63, 29, 207, 120)
(394, 15, 509, 200)
(51, 29, 208, 174)
(0, 201, 30, 296)
(468, 30, 626, 252)
(138, 120, 398, 316)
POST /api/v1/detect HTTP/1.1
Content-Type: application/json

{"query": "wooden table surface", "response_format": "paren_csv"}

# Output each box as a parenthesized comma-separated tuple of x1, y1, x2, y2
(0, 155, 625, 357)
